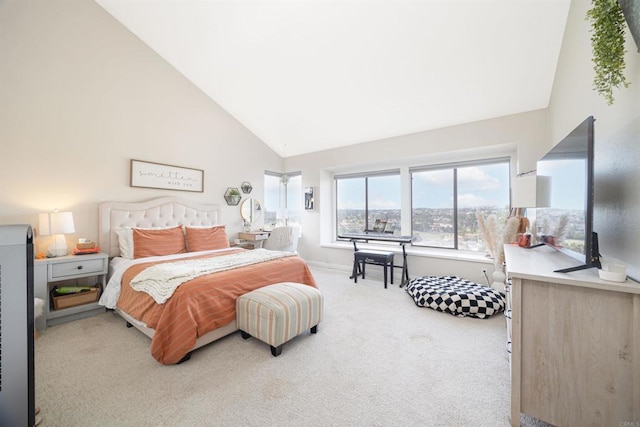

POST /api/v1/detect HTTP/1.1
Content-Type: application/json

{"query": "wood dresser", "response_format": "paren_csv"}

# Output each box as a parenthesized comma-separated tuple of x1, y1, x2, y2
(504, 244, 639, 426)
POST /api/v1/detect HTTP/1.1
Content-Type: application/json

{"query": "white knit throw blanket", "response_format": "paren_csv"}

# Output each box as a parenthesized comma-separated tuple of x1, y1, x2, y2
(130, 249, 294, 304)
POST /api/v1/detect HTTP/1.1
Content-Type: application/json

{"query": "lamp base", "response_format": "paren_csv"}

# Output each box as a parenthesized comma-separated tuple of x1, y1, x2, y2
(47, 234, 68, 257)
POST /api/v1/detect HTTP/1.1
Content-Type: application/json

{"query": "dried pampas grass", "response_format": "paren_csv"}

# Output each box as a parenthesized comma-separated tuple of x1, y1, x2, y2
(502, 217, 520, 246)
(476, 212, 497, 260)
(554, 214, 569, 243)
(476, 212, 520, 265)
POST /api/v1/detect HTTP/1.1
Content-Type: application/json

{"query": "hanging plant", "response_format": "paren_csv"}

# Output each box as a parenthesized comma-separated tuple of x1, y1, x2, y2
(586, 0, 630, 105)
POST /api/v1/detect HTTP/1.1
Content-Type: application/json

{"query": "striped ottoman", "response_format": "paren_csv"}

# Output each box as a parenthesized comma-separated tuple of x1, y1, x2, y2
(236, 282, 323, 356)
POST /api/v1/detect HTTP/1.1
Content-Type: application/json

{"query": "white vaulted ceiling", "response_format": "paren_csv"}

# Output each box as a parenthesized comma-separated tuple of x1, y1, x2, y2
(95, 0, 571, 157)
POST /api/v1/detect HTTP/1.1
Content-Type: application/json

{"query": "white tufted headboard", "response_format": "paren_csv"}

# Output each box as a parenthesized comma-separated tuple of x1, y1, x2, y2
(98, 197, 222, 257)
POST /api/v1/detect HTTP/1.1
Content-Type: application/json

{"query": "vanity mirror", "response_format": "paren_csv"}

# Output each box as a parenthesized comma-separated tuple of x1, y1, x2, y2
(240, 198, 262, 224)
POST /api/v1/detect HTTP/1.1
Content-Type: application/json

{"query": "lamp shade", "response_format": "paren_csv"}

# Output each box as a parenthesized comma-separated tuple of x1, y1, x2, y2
(536, 176, 551, 208)
(38, 211, 75, 257)
(512, 175, 551, 208)
(38, 211, 75, 235)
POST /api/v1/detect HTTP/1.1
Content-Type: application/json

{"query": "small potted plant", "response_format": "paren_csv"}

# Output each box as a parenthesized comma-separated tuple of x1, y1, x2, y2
(224, 187, 242, 206)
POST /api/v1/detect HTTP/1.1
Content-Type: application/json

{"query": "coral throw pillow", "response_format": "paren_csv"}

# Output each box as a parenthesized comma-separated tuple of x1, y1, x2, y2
(133, 226, 186, 259)
(185, 225, 230, 252)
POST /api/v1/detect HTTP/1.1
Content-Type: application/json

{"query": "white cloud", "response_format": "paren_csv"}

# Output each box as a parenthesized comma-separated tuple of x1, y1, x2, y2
(458, 167, 501, 191)
(458, 193, 495, 208)
(413, 169, 452, 185)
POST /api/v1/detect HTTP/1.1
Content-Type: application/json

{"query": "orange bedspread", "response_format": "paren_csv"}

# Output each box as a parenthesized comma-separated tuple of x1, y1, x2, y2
(117, 249, 317, 364)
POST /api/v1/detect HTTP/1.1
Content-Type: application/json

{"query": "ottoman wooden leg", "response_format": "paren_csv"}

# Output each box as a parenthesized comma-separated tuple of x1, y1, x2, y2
(311, 325, 318, 334)
(271, 345, 283, 357)
(241, 331, 251, 340)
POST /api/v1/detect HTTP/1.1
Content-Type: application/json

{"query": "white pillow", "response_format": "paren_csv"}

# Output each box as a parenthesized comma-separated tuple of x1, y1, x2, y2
(115, 228, 134, 259)
(115, 226, 180, 259)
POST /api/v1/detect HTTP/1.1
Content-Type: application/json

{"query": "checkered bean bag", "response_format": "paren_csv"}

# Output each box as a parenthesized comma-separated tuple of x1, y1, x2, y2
(405, 276, 505, 319)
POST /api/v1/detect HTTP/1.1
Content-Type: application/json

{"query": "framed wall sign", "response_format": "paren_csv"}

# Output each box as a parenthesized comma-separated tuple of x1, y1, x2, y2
(130, 159, 204, 192)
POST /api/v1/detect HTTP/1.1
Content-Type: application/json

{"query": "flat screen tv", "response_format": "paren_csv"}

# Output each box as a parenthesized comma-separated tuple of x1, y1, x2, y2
(535, 116, 601, 273)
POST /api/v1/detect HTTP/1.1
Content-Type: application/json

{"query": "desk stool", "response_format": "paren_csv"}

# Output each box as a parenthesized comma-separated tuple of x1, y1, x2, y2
(352, 250, 394, 288)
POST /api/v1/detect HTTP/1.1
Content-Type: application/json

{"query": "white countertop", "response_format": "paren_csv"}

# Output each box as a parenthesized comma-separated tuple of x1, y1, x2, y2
(504, 244, 640, 295)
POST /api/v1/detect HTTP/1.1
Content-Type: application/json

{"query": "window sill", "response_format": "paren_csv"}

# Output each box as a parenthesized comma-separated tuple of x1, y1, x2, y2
(323, 241, 493, 264)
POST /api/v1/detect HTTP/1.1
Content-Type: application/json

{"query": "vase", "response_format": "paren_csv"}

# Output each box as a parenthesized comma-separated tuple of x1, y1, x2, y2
(491, 262, 506, 291)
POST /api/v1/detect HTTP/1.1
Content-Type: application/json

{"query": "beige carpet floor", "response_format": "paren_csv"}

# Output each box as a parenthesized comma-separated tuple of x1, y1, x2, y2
(34, 265, 529, 426)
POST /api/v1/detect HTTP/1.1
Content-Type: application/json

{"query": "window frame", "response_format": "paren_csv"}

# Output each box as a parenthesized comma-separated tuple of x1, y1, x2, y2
(334, 169, 401, 237)
(264, 170, 302, 228)
(332, 156, 512, 254)
(410, 156, 511, 250)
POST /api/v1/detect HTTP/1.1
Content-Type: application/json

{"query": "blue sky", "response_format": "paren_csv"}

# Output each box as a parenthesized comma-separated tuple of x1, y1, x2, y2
(413, 164, 509, 209)
(537, 158, 585, 210)
(336, 163, 510, 210)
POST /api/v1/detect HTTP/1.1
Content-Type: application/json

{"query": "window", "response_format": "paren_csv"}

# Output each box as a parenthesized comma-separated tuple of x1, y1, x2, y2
(335, 170, 401, 235)
(264, 172, 302, 228)
(411, 158, 510, 251)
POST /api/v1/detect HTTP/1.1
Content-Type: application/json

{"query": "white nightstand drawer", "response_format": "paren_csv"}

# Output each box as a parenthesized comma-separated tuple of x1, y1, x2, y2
(50, 258, 106, 279)
(237, 232, 270, 241)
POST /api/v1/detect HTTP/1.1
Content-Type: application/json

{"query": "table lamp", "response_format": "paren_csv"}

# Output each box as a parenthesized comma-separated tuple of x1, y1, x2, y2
(511, 173, 551, 241)
(38, 211, 75, 257)
(512, 173, 551, 210)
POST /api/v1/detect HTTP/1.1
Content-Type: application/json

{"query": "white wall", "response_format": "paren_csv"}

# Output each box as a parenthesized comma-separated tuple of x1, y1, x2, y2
(0, 0, 282, 251)
(548, 0, 640, 280)
(549, 0, 640, 145)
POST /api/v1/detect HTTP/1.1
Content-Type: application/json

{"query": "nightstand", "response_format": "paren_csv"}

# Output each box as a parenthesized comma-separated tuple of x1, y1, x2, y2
(34, 252, 108, 330)
(237, 231, 270, 249)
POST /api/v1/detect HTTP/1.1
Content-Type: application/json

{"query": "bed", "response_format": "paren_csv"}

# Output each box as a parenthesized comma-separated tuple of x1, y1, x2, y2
(97, 197, 317, 364)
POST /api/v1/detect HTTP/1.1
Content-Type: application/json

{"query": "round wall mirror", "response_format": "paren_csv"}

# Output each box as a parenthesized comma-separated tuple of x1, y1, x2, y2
(240, 198, 262, 223)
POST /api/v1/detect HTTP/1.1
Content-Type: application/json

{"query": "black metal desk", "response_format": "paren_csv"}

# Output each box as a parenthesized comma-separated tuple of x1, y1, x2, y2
(338, 232, 414, 287)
